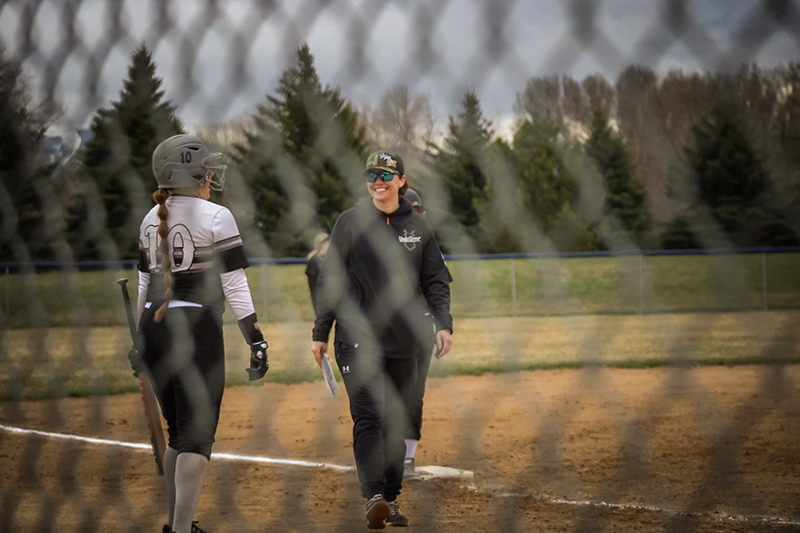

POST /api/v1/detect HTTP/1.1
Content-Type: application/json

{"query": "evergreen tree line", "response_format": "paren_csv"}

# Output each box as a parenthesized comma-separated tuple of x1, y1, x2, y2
(1, 44, 798, 262)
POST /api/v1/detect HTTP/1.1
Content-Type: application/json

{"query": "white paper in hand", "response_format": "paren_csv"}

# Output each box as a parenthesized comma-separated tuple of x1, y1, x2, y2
(321, 354, 339, 398)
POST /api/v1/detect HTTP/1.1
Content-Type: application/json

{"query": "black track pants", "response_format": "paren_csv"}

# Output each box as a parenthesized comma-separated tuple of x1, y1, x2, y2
(335, 342, 416, 501)
(406, 318, 436, 441)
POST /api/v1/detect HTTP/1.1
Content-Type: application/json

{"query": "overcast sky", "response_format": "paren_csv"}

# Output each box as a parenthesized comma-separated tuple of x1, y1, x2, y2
(2, 0, 799, 138)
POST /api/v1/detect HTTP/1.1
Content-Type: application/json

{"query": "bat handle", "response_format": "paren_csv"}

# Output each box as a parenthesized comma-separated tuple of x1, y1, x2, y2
(121, 277, 166, 476)
(117, 278, 140, 349)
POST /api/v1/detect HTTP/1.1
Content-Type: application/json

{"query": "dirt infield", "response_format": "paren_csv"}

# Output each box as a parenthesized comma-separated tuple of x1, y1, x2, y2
(2, 365, 800, 532)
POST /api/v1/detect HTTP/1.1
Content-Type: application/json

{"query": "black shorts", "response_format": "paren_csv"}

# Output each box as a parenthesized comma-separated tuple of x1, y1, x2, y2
(140, 304, 225, 459)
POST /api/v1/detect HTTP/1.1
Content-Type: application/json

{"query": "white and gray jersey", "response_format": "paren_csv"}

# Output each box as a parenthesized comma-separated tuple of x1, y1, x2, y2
(138, 195, 250, 311)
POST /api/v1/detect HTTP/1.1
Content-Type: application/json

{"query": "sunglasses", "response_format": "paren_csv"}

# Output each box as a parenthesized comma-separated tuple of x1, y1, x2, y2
(365, 170, 397, 183)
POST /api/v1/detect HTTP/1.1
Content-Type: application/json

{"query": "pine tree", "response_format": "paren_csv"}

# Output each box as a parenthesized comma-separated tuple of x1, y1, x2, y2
(511, 119, 598, 251)
(69, 45, 183, 260)
(269, 44, 367, 233)
(689, 103, 767, 235)
(0, 49, 60, 261)
(234, 44, 367, 256)
(230, 107, 286, 253)
(514, 119, 575, 231)
(585, 109, 652, 247)
(428, 89, 493, 252)
(679, 102, 797, 247)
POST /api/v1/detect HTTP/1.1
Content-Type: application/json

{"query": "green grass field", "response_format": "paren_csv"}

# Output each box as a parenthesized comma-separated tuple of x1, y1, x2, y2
(1, 252, 798, 400)
(1, 310, 798, 401)
(2, 252, 798, 328)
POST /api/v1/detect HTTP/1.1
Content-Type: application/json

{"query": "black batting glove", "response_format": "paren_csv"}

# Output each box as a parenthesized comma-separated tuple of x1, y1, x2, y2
(127, 344, 144, 377)
(247, 341, 269, 381)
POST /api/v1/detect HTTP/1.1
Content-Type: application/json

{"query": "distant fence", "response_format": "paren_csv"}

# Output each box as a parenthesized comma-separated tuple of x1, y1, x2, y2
(2, 247, 799, 329)
(444, 246, 800, 316)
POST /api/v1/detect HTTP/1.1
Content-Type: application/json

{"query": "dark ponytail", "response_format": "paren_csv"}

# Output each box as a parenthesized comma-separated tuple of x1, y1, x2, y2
(399, 176, 408, 198)
(153, 188, 173, 323)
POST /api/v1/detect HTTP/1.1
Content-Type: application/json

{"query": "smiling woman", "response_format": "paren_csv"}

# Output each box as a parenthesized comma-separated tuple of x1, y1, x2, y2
(310, 149, 453, 528)
(364, 150, 409, 214)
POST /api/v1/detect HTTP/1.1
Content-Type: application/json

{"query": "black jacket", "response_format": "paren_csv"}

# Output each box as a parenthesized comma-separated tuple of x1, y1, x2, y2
(312, 197, 453, 358)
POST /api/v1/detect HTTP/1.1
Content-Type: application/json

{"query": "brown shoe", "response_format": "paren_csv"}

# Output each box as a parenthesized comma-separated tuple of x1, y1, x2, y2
(386, 500, 409, 527)
(366, 494, 390, 529)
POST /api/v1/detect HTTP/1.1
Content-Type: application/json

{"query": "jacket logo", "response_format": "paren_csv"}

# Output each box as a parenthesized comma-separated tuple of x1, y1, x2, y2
(341, 365, 351, 374)
(399, 229, 422, 251)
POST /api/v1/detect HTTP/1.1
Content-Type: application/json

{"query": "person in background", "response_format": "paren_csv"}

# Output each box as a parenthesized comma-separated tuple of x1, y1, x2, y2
(400, 188, 454, 481)
(403, 188, 424, 216)
(305, 232, 330, 317)
(311, 151, 453, 529)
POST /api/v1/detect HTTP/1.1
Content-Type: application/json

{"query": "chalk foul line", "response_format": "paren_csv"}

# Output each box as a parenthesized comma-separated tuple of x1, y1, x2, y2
(470, 485, 800, 527)
(542, 494, 800, 527)
(0, 423, 354, 472)
(3, 423, 799, 527)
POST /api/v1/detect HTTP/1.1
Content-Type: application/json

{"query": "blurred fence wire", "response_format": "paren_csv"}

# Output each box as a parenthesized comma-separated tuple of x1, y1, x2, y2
(1, 0, 800, 532)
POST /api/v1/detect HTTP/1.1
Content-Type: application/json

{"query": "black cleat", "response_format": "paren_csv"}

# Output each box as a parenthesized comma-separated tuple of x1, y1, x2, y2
(403, 458, 422, 481)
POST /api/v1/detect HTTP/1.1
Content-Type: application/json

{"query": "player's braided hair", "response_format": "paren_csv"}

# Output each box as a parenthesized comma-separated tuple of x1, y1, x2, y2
(153, 188, 174, 323)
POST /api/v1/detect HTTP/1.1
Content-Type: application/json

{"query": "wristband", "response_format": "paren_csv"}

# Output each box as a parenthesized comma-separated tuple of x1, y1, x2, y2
(237, 313, 265, 345)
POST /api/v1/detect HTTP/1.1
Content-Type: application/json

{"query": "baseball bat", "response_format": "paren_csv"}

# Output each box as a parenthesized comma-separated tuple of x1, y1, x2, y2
(117, 278, 166, 475)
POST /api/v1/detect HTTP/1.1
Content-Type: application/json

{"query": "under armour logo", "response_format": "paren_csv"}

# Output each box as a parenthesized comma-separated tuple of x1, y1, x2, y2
(341, 365, 351, 374)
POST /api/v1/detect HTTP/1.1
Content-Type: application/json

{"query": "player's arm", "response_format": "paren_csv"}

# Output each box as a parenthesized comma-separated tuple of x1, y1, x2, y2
(311, 215, 349, 366)
(221, 269, 269, 380)
(126, 235, 154, 376)
(136, 237, 152, 325)
(213, 209, 269, 380)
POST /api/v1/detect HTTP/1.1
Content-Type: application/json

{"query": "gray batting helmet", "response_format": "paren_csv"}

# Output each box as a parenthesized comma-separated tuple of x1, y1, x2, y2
(405, 188, 422, 207)
(152, 134, 227, 190)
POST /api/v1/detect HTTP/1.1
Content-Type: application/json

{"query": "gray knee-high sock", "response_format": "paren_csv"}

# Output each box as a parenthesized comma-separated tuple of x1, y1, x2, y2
(172, 452, 209, 533)
(163, 447, 179, 528)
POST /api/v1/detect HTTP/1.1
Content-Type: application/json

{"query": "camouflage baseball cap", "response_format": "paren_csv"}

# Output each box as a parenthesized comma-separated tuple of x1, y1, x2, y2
(364, 150, 404, 176)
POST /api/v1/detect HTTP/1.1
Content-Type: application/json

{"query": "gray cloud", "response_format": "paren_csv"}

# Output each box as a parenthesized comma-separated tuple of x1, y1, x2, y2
(1, 0, 797, 133)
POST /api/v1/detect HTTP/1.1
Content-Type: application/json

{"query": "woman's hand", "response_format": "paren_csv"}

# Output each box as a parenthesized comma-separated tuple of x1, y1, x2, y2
(435, 330, 453, 358)
(311, 341, 328, 368)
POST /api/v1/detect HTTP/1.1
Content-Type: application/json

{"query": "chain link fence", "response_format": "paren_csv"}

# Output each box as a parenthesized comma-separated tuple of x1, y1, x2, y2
(1, 0, 800, 531)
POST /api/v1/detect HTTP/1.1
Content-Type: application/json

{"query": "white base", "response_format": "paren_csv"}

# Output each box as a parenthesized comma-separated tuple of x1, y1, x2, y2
(413, 465, 474, 480)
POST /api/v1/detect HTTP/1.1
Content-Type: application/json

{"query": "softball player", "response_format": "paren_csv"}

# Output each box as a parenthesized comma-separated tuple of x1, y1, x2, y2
(400, 188, 454, 481)
(130, 134, 269, 533)
(311, 151, 453, 529)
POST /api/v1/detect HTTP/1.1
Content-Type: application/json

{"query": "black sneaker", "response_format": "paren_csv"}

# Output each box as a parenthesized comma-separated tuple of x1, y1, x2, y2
(162, 526, 172, 533)
(403, 458, 422, 481)
(386, 500, 409, 527)
(365, 494, 390, 529)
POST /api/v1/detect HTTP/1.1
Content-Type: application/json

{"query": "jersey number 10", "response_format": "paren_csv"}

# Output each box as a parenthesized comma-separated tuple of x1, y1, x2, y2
(142, 224, 196, 273)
